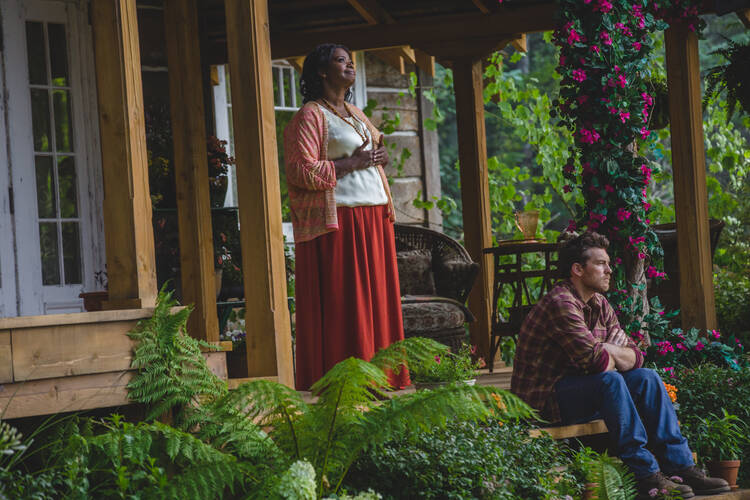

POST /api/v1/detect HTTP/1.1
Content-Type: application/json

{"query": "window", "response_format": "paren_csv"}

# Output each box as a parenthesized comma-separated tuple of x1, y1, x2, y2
(26, 20, 82, 285)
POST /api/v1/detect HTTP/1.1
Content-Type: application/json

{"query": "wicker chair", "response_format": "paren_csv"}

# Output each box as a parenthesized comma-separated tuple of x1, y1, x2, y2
(393, 224, 479, 351)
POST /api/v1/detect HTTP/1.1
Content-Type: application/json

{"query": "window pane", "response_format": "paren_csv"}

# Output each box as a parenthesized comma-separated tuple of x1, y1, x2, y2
(39, 222, 60, 285)
(26, 22, 47, 85)
(31, 89, 51, 151)
(57, 156, 78, 217)
(62, 222, 81, 284)
(53, 90, 74, 152)
(48, 23, 69, 87)
(283, 68, 292, 106)
(35, 155, 56, 218)
(273, 67, 280, 105)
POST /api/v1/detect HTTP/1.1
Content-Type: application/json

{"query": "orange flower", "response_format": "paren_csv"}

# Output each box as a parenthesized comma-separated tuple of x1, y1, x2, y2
(663, 382, 678, 403)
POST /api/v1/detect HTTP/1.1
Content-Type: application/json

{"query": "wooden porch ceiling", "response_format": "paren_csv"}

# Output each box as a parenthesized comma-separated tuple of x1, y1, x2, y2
(199, 0, 558, 63)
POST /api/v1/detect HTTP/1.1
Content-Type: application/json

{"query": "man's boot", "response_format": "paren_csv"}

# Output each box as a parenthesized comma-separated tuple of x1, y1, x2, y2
(669, 465, 731, 495)
(636, 471, 694, 499)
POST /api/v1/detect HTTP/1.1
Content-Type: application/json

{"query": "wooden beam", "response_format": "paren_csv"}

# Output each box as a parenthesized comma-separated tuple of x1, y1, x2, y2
(346, 0, 395, 24)
(451, 58, 493, 364)
(511, 33, 527, 53)
(471, 0, 491, 14)
(91, 0, 157, 309)
(224, 0, 294, 387)
(0, 331, 11, 383)
(665, 24, 717, 330)
(270, 3, 558, 58)
(164, 0, 220, 343)
(737, 9, 750, 28)
(287, 56, 305, 73)
(414, 48, 435, 78)
(370, 47, 405, 74)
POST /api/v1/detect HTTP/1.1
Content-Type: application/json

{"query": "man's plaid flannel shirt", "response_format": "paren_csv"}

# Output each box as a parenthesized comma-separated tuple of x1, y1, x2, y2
(510, 280, 644, 422)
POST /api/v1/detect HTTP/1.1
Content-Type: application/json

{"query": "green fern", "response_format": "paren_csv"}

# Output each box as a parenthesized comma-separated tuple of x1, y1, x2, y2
(703, 38, 750, 123)
(221, 353, 536, 497)
(86, 415, 241, 499)
(127, 286, 227, 426)
(369, 337, 449, 376)
(587, 453, 637, 500)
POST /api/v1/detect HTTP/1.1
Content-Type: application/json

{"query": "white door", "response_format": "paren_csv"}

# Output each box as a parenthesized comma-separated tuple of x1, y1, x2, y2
(1, 0, 104, 316)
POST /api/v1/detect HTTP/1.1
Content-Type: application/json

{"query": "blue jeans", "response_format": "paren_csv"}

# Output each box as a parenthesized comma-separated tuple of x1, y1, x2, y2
(554, 368, 694, 478)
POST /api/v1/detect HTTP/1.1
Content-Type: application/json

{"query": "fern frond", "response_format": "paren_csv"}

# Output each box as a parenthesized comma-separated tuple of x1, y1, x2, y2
(369, 337, 449, 375)
(589, 453, 637, 500)
(329, 384, 536, 493)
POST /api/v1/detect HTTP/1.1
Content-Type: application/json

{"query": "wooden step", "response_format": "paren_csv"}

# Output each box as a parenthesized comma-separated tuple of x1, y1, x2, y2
(695, 490, 750, 499)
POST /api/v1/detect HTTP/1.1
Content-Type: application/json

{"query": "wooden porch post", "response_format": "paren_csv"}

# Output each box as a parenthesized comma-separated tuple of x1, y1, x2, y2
(91, 0, 157, 309)
(164, 0, 219, 342)
(665, 25, 717, 330)
(451, 58, 493, 361)
(224, 0, 294, 386)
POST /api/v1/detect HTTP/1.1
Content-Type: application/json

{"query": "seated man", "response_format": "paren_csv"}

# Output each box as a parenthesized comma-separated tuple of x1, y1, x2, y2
(511, 231, 729, 499)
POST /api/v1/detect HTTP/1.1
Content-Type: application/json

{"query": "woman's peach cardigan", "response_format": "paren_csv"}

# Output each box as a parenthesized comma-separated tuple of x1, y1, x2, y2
(284, 101, 395, 243)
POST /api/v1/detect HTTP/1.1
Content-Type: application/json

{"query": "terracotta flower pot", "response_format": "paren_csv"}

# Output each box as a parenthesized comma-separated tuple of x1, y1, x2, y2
(706, 460, 741, 490)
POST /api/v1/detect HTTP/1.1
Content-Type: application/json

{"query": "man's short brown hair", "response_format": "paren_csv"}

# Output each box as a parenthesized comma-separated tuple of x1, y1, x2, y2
(558, 231, 610, 278)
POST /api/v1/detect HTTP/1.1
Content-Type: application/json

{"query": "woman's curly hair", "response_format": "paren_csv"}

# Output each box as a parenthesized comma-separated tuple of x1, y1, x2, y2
(300, 43, 353, 104)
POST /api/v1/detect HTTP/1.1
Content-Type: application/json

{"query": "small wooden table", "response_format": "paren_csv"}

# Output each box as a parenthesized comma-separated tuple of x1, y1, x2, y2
(483, 240, 560, 372)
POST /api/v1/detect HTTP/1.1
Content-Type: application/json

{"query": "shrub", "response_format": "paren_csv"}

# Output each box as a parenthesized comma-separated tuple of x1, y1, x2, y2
(714, 268, 750, 346)
(672, 364, 750, 486)
(345, 420, 578, 499)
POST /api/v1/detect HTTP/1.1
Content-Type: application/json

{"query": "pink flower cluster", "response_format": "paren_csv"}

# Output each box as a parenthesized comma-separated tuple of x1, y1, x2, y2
(616, 207, 632, 222)
(646, 265, 666, 279)
(615, 22, 633, 37)
(572, 69, 587, 82)
(640, 164, 652, 185)
(579, 128, 601, 144)
(656, 341, 674, 355)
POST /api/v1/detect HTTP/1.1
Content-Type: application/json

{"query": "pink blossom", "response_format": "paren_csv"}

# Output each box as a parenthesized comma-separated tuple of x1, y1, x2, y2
(600, 31, 613, 46)
(567, 28, 582, 45)
(633, 41, 642, 51)
(675, 343, 687, 351)
(579, 128, 601, 144)
(577, 95, 589, 105)
(643, 202, 651, 211)
(641, 92, 654, 107)
(604, 184, 615, 193)
(619, 111, 631, 123)
(640, 127, 651, 139)
(572, 69, 587, 82)
(640, 164, 652, 184)
(594, 0, 613, 13)
(695, 341, 704, 351)
(434, 355, 442, 364)
(659, 311, 665, 316)
(590, 45, 601, 55)
(615, 257, 622, 265)
(566, 219, 577, 232)
(711, 329, 721, 340)
(663, 366, 675, 377)
(563, 185, 572, 193)
(616, 207, 631, 222)
(638, 252, 646, 259)
(656, 341, 674, 355)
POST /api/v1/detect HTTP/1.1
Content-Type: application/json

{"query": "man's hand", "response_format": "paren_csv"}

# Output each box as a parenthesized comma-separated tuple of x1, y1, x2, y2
(603, 343, 637, 371)
(605, 351, 616, 371)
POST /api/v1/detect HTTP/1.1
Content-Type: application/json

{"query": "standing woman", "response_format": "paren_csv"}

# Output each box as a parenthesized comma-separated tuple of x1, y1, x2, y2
(284, 44, 409, 390)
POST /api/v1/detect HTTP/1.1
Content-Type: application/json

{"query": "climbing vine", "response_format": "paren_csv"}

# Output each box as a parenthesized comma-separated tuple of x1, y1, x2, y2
(553, 0, 704, 341)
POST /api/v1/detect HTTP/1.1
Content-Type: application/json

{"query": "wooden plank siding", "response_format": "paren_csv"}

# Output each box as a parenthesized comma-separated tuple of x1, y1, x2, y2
(91, 0, 157, 310)
(164, 0, 220, 342)
(0, 310, 228, 420)
(224, 0, 294, 385)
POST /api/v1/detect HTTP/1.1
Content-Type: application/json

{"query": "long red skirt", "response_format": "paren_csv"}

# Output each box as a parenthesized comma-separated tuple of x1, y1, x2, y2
(294, 205, 410, 391)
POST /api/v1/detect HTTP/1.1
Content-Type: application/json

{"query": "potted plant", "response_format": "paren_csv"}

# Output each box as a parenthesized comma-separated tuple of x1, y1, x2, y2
(644, 76, 670, 130)
(688, 409, 748, 490)
(408, 343, 485, 390)
(704, 38, 750, 122)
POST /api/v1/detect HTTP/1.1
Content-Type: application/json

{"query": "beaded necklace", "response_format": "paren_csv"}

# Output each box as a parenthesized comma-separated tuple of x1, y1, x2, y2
(318, 98, 369, 144)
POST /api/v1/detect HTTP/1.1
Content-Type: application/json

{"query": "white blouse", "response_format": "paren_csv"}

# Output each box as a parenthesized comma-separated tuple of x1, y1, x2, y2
(319, 105, 388, 207)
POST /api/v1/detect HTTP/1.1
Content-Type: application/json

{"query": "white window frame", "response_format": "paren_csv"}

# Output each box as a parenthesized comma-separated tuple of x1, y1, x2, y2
(1, 0, 104, 315)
